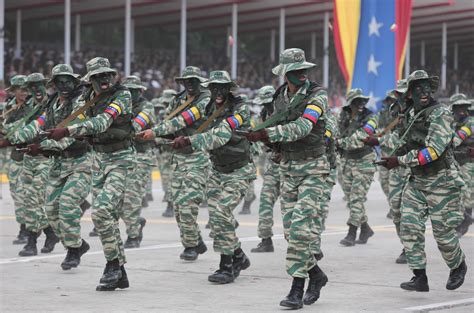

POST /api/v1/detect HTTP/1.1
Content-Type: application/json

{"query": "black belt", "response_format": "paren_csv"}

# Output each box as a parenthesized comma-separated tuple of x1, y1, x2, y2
(93, 141, 131, 153)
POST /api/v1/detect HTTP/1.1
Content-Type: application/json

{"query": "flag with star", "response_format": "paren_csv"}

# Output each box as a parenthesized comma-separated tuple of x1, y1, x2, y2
(333, 0, 412, 111)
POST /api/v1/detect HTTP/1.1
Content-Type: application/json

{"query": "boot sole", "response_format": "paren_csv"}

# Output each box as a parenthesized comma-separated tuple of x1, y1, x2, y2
(400, 285, 429, 292)
(208, 276, 234, 284)
(250, 248, 274, 253)
(12, 240, 28, 245)
(446, 277, 465, 290)
(340, 240, 355, 247)
(96, 279, 129, 291)
(18, 251, 38, 257)
(279, 300, 303, 309)
(355, 231, 374, 244)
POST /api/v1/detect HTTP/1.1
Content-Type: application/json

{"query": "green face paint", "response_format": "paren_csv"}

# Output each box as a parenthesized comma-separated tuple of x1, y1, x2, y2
(411, 80, 432, 108)
(91, 73, 114, 94)
(28, 82, 47, 102)
(54, 75, 76, 97)
(209, 84, 231, 105)
(286, 69, 308, 87)
(182, 78, 200, 96)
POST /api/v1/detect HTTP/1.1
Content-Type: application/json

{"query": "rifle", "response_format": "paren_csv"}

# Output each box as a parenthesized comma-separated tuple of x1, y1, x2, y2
(377, 116, 400, 138)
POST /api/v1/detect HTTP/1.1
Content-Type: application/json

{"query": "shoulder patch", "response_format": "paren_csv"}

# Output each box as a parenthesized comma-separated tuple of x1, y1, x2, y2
(226, 114, 243, 129)
(104, 103, 122, 119)
(303, 104, 323, 124)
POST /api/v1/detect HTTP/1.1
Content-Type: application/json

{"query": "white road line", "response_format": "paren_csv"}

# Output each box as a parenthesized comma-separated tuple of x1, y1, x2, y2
(403, 298, 474, 312)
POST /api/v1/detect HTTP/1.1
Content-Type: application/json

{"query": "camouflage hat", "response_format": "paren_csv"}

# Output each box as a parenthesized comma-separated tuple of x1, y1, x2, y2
(158, 89, 178, 104)
(48, 64, 80, 84)
(394, 79, 408, 94)
(405, 70, 439, 94)
(151, 98, 166, 109)
(253, 85, 275, 105)
(272, 48, 316, 76)
(201, 70, 238, 88)
(83, 57, 117, 82)
(383, 90, 397, 103)
(175, 66, 206, 83)
(122, 75, 147, 90)
(239, 94, 250, 104)
(449, 93, 471, 107)
(345, 88, 369, 107)
(6, 75, 28, 91)
(26, 73, 48, 85)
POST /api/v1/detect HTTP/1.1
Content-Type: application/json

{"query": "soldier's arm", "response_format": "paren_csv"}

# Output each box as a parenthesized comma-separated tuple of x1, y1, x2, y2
(337, 115, 378, 150)
(153, 95, 210, 136)
(452, 117, 473, 148)
(267, 90, 328, 143)
(398, 106, 454, 167)
(379, 131, 401, 151)
(7, 113, 44, 144)
(40, 137, 75, 151)
(132, 101, 156, 133)
(190, 104, 249, 151)
(68, 90, 131, 137)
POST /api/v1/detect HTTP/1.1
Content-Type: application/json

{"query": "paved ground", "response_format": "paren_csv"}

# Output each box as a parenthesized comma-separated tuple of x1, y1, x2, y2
(0, 175, 472, 313)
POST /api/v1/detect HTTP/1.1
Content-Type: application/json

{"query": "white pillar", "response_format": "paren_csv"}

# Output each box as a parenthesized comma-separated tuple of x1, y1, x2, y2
(404, 29, 410, 78)
(311, 32, 316, 60)
(131, 18, 135, 55)
(226, 26, 231, 59)
(64, 0, 71, 64)
(420, 40, 425, 67)
(453, 42, 458, 71)
(231, 3, 238, 79)
(270, 29, 276, 62)
(323, 12, 329, 88)
(180, 0, 187, 73)
(75, 14, 80, 52)
(124, 0, 131, 76)
(15, 10, 21, 59)
(441, 22, 447, 90)
(279, 8, 285, 85)
(0, 0, 4, 80)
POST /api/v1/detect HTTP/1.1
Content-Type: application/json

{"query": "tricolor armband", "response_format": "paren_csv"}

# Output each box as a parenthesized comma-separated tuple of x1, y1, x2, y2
(362, 119, 377, 135)
(134, 112, 151, 129)
(226, 114, 244, 129)
(302, 104, 323, 124)
(417, 147, 438, 165)
(457, 126, 472, 141)
(324, 129, 332, 144)
(36, 112, 47, 126)
(104, 103, 122, 119)
(181, 107, 201, 125)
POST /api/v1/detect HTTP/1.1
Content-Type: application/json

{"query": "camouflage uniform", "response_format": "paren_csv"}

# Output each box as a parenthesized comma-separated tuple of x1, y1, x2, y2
(376, 97, 393, 205)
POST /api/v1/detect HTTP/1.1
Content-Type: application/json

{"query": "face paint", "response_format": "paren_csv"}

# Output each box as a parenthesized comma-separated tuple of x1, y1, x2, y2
(14, 88, 29, 103)
(28, 82, 47, 102)
(129, 88, 142, 103)
(350, 98, 366, 114)
(209, 84, 231, 105)
(286, 69, 308, 87)
(91, 73, 114, 94)
(54, 76, 76, 98)
(182, 78, 200, 96)
(452, 105, 469, 122)
(410, 80, 432, 108)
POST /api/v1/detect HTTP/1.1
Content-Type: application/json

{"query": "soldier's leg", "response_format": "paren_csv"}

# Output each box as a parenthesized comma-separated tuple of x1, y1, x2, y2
(44, 162, 66, 244)
(119, 163, 142, 240)
(378, 165, 390, 201)
(388, 168, 409, 263)
(347, 164, 375, 227)
(8, 159, 28, 244)
(239, 180, 256, 215)
(456, 162, 473, 236)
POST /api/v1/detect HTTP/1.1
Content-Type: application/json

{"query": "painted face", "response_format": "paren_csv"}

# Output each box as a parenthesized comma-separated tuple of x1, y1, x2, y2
(452, 104, 469, 122)
(28, 82, 47, 102)
(182, 78, 200, 96)
(90, 73, 114, 94)
(129, 88, 142, 103)
(209, 84, 231, 105)
(54, 75, 76, 98)
(410, 79, 432, 108)
(286, 69, 308, 87)
(14, 87, 29, 103)
(350, 98, 366, 114)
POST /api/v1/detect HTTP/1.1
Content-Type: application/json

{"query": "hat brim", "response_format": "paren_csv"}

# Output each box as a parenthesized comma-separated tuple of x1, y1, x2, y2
(272, 61, 316, 76)
(253, 97, 273, 105)
(124, 83, 147, 91)
(451, 100, 471, 106)
(175, 75, 207, 84)
(47, 73, 81, 85)
(345, 96, 370, 107)
(406, 76, 439, 94)
(83, 67, 117, 82)
(5, 85, 26, 92)
(201, 80, 239, 89)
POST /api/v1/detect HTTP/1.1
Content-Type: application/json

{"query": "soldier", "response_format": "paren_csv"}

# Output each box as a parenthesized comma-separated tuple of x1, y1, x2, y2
(449, 93, 473, 236)
(48, 57, 134, 291)
(246, 48, 329, 309)
(119, 76, 155, 248)
(249, 86, 279, 253)
(381, 70, 467, 292)
(337, 88, 378, 247)
(1, 75, 29, 245)
(138, 67, 210, 261)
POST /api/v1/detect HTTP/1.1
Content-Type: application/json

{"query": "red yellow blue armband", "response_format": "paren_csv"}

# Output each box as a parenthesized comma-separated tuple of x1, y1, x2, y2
(226, 114, 243, 129)
(104, 103, 122, 119)
(417, 147, 438, 165)
(36, 112, 47, 126)
(134, 112, 151, 129)
(302, 104, 323, 124)
(457, 126, 472, 141)
(181, 107, 201, 126)
(362, 119, 377, 135)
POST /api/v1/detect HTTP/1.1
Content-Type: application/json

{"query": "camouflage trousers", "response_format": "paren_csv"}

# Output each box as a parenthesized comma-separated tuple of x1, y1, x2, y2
(257, 160, 280, 239)
(336, 155, 348, 200)
(459, 162, 473, 212)
(280, 166, 327, 278)
(91, 149, 135, 265)
(388, 167, 410, 238)
(157, 150, 172, 201)
(400, 168, 466, 270)
(341, 155, 376, 226)
(22, 155, 50, 233)
(119, 151, 154, 238)
(207, 163, 256, 255)
(244, 180, 256, 202)
(378, 165, 390, 201)
(7, 158, 26, 225)
(169, 153, 208, 248)
(45, 154, 92, 248)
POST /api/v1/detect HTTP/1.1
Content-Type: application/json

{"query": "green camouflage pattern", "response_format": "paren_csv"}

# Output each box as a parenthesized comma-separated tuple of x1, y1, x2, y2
(201, 70, 238, 88)
(48, 64, 80, 84)
(253, 85, 275, 105)
(345, 88, 369, 107)
(404, 70, 439, 95)
(82, 57, 117, 82)
(122, 75, 147, 90)
(272, 48, 316, 76)
(257, 158, 280, 239)
(7, 160, 26, 224)
(175, 66, 206, 83)
(6, 75, 27, 91)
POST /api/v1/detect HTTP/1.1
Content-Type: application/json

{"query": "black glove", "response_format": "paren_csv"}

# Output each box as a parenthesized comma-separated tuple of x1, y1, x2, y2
(47, 128, 70, 141)
(245, 129, 269, 143)
(172, 136, 191, 149)
(380, 156, 399, 170)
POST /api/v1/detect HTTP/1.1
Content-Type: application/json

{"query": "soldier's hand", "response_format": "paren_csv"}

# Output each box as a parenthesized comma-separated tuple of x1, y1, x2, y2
(26, 143, 43, 156)
(380, 156, 399, 170)
(245, 129, 269, 143)
(137, 129, 155, 141)
(363, 136, 380, 147)
(0, 139, 12, 148)
(47, 128, 69, 141)
(271, 152, 283, 163)
(172, 136, 191, 149)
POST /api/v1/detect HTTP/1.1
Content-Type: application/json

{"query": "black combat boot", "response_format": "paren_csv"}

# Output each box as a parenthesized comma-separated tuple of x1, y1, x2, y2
(456, 211, 472, 238)
(280, 277, 305, 309)
(446, 260, 467, 290)
(18, 230, 39, 257)
(355, 222, 374, 244)
(80, 200, 91, 216)
(89, 227, 99, 237)
(314, 251, 324, 261)
(208, 254, 234, 284)
(340, 224, 357, 246)
(146, 193, 153, 202)
(180, 241, 207, 261)
(232, 248, 251, 278)
(141, 196, 149, 208)
(12, 224, 28, 245)
(251, 238, 274, 253)
(400, 269, 429, 292)
(96, 262, 130, 291)
(124, 237, 140, 249)
(61, 239, 90, 270)
(41, 226, 60, 253)
(96, 259, 122, 291)
(138, 217, 146, 243)
(303, 265, 328, 305)
(396, 249, 407, 264)
(162, 202, 174, 217)
(238, 194, 255, 215)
